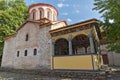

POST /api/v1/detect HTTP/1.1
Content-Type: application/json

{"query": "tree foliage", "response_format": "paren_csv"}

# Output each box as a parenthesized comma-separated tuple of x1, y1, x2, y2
(93, 0, 120, 53)
(0, 0, 28, 55)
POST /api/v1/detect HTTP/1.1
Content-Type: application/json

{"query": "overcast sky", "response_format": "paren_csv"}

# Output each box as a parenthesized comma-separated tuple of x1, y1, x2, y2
(25, 0, 102, 24)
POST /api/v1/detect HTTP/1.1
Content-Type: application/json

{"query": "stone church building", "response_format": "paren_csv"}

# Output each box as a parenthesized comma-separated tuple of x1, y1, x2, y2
(1, 3, 104, 70)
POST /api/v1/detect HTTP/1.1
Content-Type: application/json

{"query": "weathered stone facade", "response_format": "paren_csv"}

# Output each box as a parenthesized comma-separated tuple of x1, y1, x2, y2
(1, 21, 58, 69)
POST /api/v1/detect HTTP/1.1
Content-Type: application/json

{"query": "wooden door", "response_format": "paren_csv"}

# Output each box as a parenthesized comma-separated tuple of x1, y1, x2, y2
(102, 54, 109, 64)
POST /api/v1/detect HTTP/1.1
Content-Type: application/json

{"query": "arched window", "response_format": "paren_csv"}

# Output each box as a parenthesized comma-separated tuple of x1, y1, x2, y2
(25, 34, 28, 41)
(33, 12, 35, 20)
(47, 11, 50, 19)
(24, 50, 27, 56)
(40, 11, 42, 19)
(31, 9, 36, 20)
(46, 8, 52, 20)
(33, 49, 37, 55)
(39, 8, 44, 19)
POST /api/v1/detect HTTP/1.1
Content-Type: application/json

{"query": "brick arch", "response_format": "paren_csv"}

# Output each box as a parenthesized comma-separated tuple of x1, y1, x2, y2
(38, 8, 44, 19)
(46, 8, 52, 20)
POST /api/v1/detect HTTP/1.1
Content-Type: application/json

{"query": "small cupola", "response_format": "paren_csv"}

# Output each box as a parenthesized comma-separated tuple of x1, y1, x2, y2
(28, 3, 58, 21)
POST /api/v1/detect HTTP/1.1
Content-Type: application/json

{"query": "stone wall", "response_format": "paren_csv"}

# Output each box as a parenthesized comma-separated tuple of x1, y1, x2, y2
(0, 68, 106, 80)
(38, 24, 51, 69)
(14, 22, 40, 69)
(1, 37, 15, 68)
(1, 21, 52, 69)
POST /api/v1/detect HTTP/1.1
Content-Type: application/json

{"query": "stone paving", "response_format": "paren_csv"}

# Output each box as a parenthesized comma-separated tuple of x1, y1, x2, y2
(0, 68, 119, 80)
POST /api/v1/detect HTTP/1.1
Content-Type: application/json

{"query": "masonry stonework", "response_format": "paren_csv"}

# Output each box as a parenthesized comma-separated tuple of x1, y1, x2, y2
(1, 21, 55, 69)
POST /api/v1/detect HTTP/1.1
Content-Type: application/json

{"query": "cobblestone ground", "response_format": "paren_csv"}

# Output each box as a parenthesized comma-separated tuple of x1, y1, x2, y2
(0, 70, 120, 80)
(0, 72, 99, 80)
(107, 72, 120, 80)
(0, 72, 82, 80)
(0, 72, 57, 80)
(0, 68, 106, 80)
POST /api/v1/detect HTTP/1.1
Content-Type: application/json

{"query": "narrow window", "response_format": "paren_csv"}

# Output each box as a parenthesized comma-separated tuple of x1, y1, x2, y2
(33, 12, 35, 20)
(34, 49, 37, 55)
(47, 11, 50, 19)
(17, 51, 19, 57)
(24, 50, 27, 56)
(40, 11, 42, 19)
(25, 34, 28, 41)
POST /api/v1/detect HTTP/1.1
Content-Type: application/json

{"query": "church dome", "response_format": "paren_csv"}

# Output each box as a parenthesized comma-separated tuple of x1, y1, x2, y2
(28, 3, 58, 21)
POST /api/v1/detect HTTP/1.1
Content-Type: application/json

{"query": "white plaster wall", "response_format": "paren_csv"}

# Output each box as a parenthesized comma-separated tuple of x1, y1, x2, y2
(100, 44, 108, 54)
(113, 53, 120, 66)
(101, 44, 120, 66)
(51, 21, 67, 30)
(107, 52, 120, 66)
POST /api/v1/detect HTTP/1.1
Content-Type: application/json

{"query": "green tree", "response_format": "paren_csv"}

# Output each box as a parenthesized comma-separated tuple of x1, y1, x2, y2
(0, 0, 28, 55)
(0, 0, 8, 10)
(93, 0, 120, 53)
